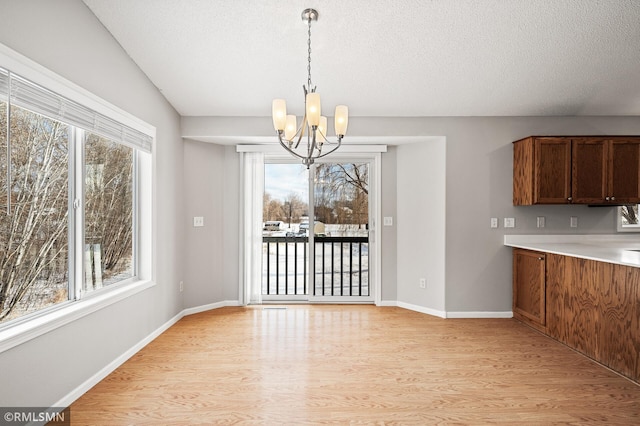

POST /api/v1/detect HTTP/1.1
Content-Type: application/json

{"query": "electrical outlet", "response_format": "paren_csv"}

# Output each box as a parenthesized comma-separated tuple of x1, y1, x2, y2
(490, 217, 498, 228)
(179, 281, 184, 292)
(537, 216, 545, 228)
(419, 278, 426, 289)
(570, 216, 578, 228)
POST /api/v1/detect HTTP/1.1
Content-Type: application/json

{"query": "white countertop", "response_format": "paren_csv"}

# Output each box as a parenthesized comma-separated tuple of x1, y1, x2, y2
(504, 234, 640, 268)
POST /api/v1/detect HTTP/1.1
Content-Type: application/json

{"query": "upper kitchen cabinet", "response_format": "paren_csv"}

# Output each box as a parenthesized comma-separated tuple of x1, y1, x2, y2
(571, 138, 608, 204)
(513, 136, 571, 205)
(608, 138, 640, 204)
(573, 137, 640, 204)
(513, 136, 640, 205)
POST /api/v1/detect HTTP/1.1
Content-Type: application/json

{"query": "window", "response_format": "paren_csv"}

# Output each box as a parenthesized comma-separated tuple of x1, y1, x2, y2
(0, 106, 69, 322)
(618, 205, 640, 232)
(84, 133, 134, 292)
(0, 66, 152, 327)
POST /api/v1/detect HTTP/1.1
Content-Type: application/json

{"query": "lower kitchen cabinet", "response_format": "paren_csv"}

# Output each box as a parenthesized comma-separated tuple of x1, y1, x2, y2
(545, 254, 604, 359)
(600, 263, 640, 380)
(514, 249, 640, 383)
(512, 248, 546, 331)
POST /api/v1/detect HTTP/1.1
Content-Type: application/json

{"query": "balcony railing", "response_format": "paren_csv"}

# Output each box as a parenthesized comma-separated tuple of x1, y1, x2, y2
(262, 236, 369, 297)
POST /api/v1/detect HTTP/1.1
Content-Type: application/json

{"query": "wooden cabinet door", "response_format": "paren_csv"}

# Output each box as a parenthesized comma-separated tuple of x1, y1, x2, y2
(609, 138, 640, 204)
(599, 263, 640, 381)
(564, 257, 603, 357)
(513, 249, 546, 329)
(545, 253, 567, 343)
(572, 138, 608, 203)
(534, 138, 571, 204)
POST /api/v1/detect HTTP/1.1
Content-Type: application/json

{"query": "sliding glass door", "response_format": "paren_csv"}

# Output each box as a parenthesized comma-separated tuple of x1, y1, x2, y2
(262, 162, 309, 301)
(310, 162, 371, 301)
(261, 159, 375, 303)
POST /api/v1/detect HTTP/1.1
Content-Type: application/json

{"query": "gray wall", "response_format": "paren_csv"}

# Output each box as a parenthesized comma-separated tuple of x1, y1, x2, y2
(381, 117, 640, 313)
(180, 142, 401, 308)
(380, 147, 398, 302)
(182, 116, 640, 315)
(183, 140, 225, 306)
(397, 140, 446, 312)
(182, 142, 241, 307)
(0, 0, 184, 406)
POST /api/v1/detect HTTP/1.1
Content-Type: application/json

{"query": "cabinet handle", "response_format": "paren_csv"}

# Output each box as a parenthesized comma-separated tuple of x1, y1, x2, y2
(567, 197, 573, 201)
(606, 196, 610, 201)
(538, 257, 544, 260)
(611, 196, 615, 201)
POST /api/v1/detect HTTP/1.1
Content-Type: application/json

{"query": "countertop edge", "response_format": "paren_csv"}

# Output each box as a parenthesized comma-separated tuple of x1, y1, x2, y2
(504, 235, 640, 268)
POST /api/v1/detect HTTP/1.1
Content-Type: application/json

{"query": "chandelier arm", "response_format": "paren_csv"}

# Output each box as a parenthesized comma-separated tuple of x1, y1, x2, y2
(314, 136, 343, 159)
(293, 115, 306, 149)
(316, 128, 328, 144)
(277, 131, 308, 161)
(307, 127, 314, 157)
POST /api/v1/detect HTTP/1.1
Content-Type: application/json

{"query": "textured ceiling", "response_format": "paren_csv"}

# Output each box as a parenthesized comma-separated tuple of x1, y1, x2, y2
(82, 0, 640, 118)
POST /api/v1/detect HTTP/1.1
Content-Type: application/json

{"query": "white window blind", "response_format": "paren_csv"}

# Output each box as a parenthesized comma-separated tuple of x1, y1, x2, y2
(0, 67, 151, 153)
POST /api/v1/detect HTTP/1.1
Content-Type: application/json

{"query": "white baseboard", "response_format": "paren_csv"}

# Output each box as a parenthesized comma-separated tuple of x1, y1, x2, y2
(378, 301, 512, 319)
(183, 300, 241, 316)
(446, 311, 513, 319)
(397, 301, 447, 318)
(54, 299, 241, 408)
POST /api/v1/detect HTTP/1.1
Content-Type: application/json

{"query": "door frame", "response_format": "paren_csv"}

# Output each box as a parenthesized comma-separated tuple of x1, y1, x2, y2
(238, 145, 385, 305)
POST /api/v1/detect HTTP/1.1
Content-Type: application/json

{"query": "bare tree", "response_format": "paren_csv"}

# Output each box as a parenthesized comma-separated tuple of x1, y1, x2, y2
(0, 107, 69, 321)
(622, 205, 638, 225)
(84, 134, 133, 286)
(315, 163, 368, 225)
(0, 107, 135, 322)
(263, 192, 284, 222)
(282, 193, 307, 224)
(263, 191, 309, 224)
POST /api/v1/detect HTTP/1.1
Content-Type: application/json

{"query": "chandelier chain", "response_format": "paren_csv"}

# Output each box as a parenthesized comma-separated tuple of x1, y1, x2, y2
(307, 16, 312, 90)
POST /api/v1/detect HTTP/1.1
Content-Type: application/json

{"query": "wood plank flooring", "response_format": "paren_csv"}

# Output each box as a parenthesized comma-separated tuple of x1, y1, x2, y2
(70, 306, 640, 424)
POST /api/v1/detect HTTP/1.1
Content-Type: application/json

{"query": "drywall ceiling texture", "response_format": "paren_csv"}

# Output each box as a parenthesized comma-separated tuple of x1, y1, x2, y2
(83, 0, 640, 120)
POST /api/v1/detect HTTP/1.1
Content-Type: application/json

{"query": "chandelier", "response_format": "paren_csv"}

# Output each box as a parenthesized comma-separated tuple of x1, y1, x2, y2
(271, 8, 349, 168)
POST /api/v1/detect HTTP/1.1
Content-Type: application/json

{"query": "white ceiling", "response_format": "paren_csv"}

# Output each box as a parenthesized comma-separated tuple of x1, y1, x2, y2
(82, 0, 640, 118)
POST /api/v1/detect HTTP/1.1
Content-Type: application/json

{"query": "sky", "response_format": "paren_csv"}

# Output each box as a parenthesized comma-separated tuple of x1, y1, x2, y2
(264, 163, 309, 202)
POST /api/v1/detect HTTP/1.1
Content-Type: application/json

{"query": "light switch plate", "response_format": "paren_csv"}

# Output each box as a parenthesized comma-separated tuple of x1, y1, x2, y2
(193, 216, 204, 227)
(504, 218, 515, 228)
(383, 217, 393, 226)
(490, 218, 498, 228)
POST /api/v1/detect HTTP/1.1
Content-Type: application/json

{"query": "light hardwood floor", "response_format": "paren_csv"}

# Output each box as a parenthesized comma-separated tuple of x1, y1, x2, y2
(71, 306, 640, 424)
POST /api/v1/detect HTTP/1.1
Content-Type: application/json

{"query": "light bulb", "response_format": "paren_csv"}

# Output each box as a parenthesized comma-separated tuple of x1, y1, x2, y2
(334, 105, 348, 136)
(272, 99, 287, 131)
(306, 93, 321, 126)
(284, 115, 297, 141)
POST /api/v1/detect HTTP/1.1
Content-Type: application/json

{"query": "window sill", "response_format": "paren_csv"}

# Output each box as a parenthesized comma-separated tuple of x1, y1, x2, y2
(0, 279, 156, 354)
